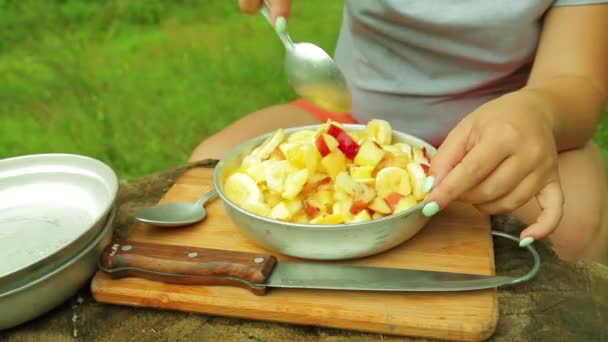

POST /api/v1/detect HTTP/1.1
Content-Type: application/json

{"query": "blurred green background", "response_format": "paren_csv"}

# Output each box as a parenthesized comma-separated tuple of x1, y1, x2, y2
(1, 0, 606, 179)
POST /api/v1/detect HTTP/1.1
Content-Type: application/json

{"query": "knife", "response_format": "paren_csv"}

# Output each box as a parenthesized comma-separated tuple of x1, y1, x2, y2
(97, 240, 528, 295)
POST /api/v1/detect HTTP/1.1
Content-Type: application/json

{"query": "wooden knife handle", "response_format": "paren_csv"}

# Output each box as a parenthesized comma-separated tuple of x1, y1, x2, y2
(98, 241, 277, 295)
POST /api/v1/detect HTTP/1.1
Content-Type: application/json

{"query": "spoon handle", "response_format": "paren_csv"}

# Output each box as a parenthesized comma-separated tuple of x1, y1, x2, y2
(195, 189, 218, 207)
(260, 0, 294, 49)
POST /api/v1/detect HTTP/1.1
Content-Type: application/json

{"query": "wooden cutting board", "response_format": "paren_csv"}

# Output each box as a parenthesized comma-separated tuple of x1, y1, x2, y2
(90, 166, 498, 341)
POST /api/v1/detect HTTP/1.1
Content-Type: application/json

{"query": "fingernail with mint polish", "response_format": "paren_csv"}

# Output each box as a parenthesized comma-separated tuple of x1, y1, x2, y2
(422, 201, 440, 217)
(275, 16, 287, 34)
(519, 236, 535, 248)
(423, 176, 436, 193)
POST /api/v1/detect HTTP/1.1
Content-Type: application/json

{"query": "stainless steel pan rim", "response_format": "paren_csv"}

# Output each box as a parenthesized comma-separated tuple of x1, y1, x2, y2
(0, 153, 119, 288)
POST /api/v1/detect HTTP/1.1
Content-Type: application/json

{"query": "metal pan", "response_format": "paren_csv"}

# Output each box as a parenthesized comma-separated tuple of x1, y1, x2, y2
(0, 206, 115, 330)
(0, 153, 119, 329)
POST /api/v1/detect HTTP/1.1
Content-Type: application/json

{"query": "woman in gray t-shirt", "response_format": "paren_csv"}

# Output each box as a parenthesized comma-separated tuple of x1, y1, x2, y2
(191, 0, 608, 263)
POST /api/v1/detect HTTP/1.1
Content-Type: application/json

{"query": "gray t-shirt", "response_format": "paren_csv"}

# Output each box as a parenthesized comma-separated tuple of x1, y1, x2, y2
(333, 0, 608, 145)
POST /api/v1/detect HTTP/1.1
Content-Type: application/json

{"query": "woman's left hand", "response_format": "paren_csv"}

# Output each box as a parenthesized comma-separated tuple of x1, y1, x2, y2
(425, 90, 565, 243)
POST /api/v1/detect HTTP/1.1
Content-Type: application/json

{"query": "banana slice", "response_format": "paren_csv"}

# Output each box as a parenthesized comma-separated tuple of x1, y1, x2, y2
(263, 160, 293, 193)
(375, 166, 412, 197)
(406, 162, 428, 200)
(253, 129, 286, 160)
(365, 119, 392, 145)
(224, 172, 263, 206)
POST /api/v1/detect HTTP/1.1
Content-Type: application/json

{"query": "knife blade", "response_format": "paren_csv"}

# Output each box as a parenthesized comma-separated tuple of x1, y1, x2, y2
(98, 241, 517, 295)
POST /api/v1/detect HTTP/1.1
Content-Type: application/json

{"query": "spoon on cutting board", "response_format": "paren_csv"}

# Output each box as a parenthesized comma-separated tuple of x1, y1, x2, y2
(260, 1, 352, 113)
(135, 189, 217, 227)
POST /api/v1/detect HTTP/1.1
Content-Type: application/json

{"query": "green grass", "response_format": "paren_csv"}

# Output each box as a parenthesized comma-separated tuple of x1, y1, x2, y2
(1, 0, 606, 179)
(0, 0, 343, 179)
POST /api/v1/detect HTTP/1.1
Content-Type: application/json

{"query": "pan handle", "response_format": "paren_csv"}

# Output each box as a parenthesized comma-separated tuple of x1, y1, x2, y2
(491, 230, 541, 286)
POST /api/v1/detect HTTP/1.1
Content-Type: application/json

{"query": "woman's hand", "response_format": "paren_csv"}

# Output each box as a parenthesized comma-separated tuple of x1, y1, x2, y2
(238, 0, 291, 25)
(425, 90, 565, 245)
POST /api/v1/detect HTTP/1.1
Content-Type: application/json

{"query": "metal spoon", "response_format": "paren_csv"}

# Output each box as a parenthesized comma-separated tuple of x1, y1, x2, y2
(135, 189, 217, 227)
(260, 1, 352, 113)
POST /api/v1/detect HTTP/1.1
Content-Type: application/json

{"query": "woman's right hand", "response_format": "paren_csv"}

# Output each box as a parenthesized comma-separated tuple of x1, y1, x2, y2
(238, 0, 292, 25)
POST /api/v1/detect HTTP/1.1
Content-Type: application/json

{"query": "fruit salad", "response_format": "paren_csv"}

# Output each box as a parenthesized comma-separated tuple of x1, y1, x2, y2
(222, 119, 433, 224)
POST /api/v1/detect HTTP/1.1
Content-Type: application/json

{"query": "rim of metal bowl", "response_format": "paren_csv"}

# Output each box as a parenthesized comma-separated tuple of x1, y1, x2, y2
(213, 123, 437, 231)
(0, 153, 119, 288)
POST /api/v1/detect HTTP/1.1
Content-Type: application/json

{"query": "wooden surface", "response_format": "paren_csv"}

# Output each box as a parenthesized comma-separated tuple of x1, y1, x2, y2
(90, 167, 499, 342)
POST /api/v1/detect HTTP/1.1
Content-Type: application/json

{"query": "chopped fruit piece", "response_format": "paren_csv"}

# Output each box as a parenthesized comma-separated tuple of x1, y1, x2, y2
(242, 201, 272, 217)
(310, 189, 334, 210)
(335, 172, 375, 206)
(393, 195, 418, 213)
(327, 124, 360, 159)
(333, 190, 351, 202)
(352, 182, 376, 206)
(321, 149, 347, 180)
(252, 129, 286, 160)
(270, 202, 291, 220)
(264, 191, 283, 207)
(269, 147, 286, 160)
(349, 209, 372, 223)
(373, 152, 409, 176)
(224, 172, 263, 206)
(315, 133, 339, 157)
(310, 213, 344, 225)
(412, 146, 429, 165)
(245, 162, 266, 183)
(349, 200, 369, 215)
(354, 140, 386, 168)
(393, 143, 413, 158)
(369, 197, 392, 214)
(332, 199, 352, 215)
(287, 130, 317, 144)
(292, 212, 309, 223)
(335, 172, 357, 194)
(349, 165, 374, 181)
(303, 199, 322, 218)
(263, 160, 293, 193)
(375, 166, 412, 197)
(384, 192, 405, 211)
(372, 212, 386, 220)
(282, 168, 309, 200)
(364, 119, 392, 145)
(301, 143, 321, 175)
(407, 162, 428, 200)
(300, 173, 331, 198)
(284, 199, 303, 215)
(421, 164, 430, 175)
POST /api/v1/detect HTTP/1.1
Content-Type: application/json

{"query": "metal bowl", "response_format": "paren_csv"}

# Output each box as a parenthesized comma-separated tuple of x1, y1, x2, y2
(213, 124, 437, 260)
(0, 207, 115, 330)
(0, 153, 119, 330)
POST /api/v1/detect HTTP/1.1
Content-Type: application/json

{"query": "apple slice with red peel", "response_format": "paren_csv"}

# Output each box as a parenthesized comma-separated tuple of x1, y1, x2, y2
(315, 133, 339, 157)
(327, 124, 360, 159)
